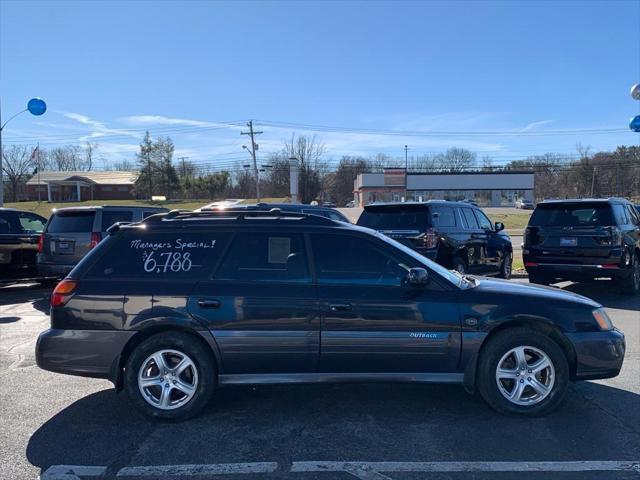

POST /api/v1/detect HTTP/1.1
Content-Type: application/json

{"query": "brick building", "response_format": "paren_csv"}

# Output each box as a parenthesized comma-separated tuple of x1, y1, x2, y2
(26, 171, 138, 202)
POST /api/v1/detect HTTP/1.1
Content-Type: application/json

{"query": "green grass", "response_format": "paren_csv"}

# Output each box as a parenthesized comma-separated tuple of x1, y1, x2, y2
(489, 212, 532, 231)
(5, 197, 290, 219)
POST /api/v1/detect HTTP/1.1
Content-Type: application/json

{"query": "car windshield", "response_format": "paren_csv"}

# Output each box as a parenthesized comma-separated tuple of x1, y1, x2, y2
(372, 230, 465, 288)
(529, 203, 614, 227)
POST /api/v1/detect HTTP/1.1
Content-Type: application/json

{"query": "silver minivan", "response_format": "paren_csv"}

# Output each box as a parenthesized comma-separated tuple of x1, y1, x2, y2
(37, 205, 168, 278)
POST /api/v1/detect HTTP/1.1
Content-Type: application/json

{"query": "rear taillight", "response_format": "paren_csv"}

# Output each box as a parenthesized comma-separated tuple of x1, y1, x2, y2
(423, 228, 438, 249)
(597, 227, 623, 247)
(51, 279, 78, 308)
(37, 234, 44, 253)
(90, 232, 102, 249)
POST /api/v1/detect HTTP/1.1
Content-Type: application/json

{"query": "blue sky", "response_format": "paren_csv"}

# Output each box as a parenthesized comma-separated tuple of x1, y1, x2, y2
(1, 0, 638, 170)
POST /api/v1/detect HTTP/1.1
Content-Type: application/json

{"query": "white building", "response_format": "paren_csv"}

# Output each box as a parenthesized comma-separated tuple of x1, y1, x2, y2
(354, 169, 535, 207)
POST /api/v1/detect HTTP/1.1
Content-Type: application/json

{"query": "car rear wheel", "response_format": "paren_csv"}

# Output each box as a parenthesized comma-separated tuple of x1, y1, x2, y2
(497, 252, 512, 279)
(477, 328, 569, 416)
(620, 253, 640, 296)
(124, 332, 216, 421)
(452, 255, 467, 274)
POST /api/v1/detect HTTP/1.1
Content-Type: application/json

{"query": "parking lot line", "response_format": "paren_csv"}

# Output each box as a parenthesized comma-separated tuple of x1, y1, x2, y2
(40, 460, 640, 479)
(291, 460, 640, 475)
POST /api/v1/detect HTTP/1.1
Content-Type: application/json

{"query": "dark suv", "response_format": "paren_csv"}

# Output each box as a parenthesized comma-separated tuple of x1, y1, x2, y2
(36, 209, 624, 420)
(357, 201, 513, 278)
(523, 198, 640, 294)
(0, 208, 47, 281)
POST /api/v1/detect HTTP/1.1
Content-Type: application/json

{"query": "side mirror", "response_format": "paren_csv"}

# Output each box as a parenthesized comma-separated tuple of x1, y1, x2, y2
(406, 267, 429, 286)
(495, 222, 505, 232)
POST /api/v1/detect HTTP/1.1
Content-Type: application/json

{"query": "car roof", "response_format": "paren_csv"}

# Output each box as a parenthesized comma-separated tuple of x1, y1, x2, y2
(364, 200, 477, 208)
(539, 198, 629, 204)
(52, 205, 168, 213)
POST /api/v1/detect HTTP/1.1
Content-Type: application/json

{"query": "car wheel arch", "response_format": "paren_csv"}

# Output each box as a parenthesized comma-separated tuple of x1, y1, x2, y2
(463, 316, 577, 394)
(111, 325, 219, 391)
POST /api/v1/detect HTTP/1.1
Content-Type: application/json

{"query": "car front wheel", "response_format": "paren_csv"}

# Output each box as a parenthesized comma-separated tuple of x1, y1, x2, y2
(477, 328, 569, 416)
(620, 253, 640, 295)
(124, 332, 216, 421)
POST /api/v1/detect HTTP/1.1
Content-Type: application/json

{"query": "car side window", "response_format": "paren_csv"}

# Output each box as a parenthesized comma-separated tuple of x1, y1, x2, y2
(430, 206, 456, 227)
(474, 209, 493, 230)
(0, 212, 16, 234)
(625, 205, 640, 226)
(311, 234, 412, 286)
(461, 208, 479, 229)
(87, 232, 230, 279)
(143, 210, 160, 219)
(612, 204, 629, 225)
(101, 210, 133, 231)
(18, 212, 46, 233)
(215, 232, 310, 283)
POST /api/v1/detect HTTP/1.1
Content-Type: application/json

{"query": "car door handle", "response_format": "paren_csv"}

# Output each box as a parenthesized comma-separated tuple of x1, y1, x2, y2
(197, 299, 221, 309)
(330, 303, 352, 311)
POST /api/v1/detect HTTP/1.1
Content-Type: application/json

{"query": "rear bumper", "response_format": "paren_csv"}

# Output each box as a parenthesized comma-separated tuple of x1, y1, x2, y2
(523, 250, 630, 279)
(37, 262, 75, 278)
(568, 328, 625, 380)
(36, 328, 135, 382)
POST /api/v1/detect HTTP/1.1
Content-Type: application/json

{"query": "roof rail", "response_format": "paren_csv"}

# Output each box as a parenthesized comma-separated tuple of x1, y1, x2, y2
(143, 207, 336, 225)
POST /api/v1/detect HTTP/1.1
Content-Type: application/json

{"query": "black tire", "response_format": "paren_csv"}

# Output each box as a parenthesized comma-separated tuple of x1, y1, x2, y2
(497, 252, 513, 279)
(124, 331, 216, 421)
(529, 273, 550, 286)
(619, 253, 640, 296)
(452, 255, 467, 274)
(477, 328, 569, 416)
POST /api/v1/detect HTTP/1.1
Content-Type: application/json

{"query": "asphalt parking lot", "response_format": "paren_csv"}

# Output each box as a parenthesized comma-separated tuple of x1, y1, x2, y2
(1, 279, 638, 480)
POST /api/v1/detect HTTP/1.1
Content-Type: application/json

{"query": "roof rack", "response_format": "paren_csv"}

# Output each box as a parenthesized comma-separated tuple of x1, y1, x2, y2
(143, 207, 337, 225)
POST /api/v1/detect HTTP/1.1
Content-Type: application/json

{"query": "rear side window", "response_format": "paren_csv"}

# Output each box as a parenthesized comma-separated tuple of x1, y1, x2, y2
(47, 211, 96, 233)
(87, 231, 230, 279)
(529, 204, 614, 227)
(18, 212, 46, 233)
(357, 207, 429, 230)
(0, 211, 17, 234)
(461, 208, 479, 229)
(474, 209, 493, 230)
(101, 210, 133, 231)
(430, 206, 456, 227)
(215, 233, 310, 283)
(612, 205, 629, 225)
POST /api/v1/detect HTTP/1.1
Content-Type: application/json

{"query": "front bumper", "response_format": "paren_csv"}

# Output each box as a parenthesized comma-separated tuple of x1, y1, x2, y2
(36, 328, 135, 382)
(568, 328, 625, 380)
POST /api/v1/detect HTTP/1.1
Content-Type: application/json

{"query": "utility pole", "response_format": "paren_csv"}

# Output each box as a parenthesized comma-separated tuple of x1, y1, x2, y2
(241, 120, 263, 202)
(178, 156, 189, 179)
(590, 166, 597, 197)
(404, 145, 409, 202)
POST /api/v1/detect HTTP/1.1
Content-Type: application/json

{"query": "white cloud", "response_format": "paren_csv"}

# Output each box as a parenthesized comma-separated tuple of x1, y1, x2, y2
(520, 120, 555, 132)
(121, 115, 243, 130)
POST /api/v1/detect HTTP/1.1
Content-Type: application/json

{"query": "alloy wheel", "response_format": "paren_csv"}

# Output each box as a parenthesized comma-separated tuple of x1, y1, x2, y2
(138, 349, 199, 410)
(495, 346, 555, 406)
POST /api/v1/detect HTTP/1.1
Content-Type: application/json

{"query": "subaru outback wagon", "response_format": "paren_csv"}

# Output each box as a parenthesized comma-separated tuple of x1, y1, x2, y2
(36, 209, 625, 420)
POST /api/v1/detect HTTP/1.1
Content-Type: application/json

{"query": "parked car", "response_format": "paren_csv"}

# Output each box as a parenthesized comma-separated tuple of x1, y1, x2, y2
(199, 202, 351, 223)
(356, 201, 513, 278)
(523, 198, 640, 294)
(461, 198, 479, 207)
(36, 208, 625, 420)
(0, 208, 47, 281)
(345, 200, 355, 208)
(37, 205, 168, 278)
(515, 198, 534, 210)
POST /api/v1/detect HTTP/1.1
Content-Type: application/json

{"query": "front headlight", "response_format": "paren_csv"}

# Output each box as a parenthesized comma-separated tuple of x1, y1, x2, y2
(592, 307, 614, 331)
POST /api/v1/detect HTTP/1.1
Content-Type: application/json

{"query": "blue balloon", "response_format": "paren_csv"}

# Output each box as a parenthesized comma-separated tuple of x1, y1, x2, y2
(630, 115, 640, 132)
(27, 98, 47, 116)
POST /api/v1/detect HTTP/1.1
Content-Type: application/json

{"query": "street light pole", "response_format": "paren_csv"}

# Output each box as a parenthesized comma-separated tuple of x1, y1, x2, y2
(0, 97, 47, 207)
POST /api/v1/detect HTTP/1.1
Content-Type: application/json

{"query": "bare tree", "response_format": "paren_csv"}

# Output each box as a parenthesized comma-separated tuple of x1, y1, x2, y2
(282, 134, 326, 203)
(112, 159, 135, 171)
(48, 145, 90, 171)
(2, 145, 35, 202)
(439, 147, 477, 171)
